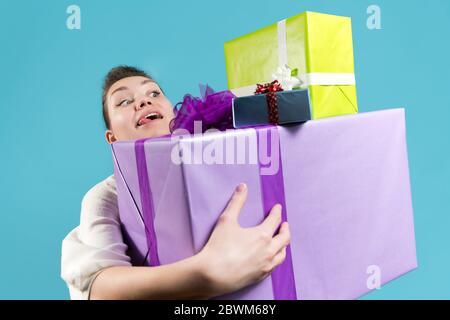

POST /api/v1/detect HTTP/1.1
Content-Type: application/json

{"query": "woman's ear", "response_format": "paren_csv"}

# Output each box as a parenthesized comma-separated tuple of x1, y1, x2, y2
(105, 130, 117, 144)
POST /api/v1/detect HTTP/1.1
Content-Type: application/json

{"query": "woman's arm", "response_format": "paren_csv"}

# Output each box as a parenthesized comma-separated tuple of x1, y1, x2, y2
(89, 254, 212, 299)
(90, 183, 291, 300)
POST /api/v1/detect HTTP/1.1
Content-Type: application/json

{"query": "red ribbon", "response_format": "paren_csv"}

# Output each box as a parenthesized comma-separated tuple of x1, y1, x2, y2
(255, 80, 284, 125)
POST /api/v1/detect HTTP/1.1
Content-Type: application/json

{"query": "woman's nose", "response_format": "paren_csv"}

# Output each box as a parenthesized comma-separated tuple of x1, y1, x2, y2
(135, 96, 152, 111)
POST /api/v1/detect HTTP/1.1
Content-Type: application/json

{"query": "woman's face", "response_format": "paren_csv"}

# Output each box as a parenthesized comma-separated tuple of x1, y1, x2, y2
(105, 76, 175, 143)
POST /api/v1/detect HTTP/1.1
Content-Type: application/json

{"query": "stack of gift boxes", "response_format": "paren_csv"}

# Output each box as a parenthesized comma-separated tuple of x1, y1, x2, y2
(111, 11, 417, 300)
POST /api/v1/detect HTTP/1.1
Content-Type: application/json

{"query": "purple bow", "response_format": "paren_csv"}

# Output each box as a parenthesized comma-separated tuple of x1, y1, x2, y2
(170, 84, 235, 134)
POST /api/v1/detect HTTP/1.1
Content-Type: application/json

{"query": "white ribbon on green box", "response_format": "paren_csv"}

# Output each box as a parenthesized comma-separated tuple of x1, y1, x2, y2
(277, 19, 355, 87)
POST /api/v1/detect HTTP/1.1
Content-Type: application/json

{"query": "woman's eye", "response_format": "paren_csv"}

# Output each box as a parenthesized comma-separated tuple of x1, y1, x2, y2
(118, 99, 132, 107)
(148, 90, 161, 98)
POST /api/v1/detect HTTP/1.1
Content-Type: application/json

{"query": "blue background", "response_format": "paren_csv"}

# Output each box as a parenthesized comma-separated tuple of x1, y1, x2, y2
(0, 0, 449, 299)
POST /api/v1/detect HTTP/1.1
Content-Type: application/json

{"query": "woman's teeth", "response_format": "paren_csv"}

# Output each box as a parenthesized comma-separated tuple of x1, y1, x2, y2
(146, 112, 163, 120)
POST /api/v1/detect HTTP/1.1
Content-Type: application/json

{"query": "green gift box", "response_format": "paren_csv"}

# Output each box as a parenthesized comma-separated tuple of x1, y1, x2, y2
(224, 11, 358, 120)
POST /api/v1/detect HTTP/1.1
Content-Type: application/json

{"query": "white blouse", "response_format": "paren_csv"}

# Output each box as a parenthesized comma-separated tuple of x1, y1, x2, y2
(60, 175, 131, 299)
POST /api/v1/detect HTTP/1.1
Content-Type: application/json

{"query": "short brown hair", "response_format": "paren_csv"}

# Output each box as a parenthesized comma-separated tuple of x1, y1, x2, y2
(102, 65, 153, 130)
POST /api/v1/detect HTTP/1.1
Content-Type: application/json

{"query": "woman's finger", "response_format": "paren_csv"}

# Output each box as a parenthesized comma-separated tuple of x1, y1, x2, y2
(257, 204, 282, 236)
(270, 222, 291, 252)
(221, 183, 248, 222)
(271, 246, 287, 269)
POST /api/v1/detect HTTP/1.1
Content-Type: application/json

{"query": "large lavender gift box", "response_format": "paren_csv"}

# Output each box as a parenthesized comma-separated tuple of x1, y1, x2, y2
(111, 108, 417, 300)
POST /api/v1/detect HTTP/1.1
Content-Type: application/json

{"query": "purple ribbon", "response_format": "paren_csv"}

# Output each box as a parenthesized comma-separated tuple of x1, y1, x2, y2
(170, 84, 235, 134)
(135, 139, 160, 267)
(257, 126, 297, 300)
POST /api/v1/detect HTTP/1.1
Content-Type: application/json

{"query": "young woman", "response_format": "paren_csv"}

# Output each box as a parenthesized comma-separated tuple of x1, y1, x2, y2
(61, 66, 291, 300)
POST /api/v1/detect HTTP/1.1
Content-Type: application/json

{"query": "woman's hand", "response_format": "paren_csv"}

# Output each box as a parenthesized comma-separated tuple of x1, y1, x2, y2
(197, 183, 291, 298)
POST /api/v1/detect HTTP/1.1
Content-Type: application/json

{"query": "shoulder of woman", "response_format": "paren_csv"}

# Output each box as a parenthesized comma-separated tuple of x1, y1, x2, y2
(81, 175, 117, 217)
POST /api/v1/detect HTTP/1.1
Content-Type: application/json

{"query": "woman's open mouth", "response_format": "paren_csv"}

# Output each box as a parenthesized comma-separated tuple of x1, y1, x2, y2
(137, 111, 164, 127)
